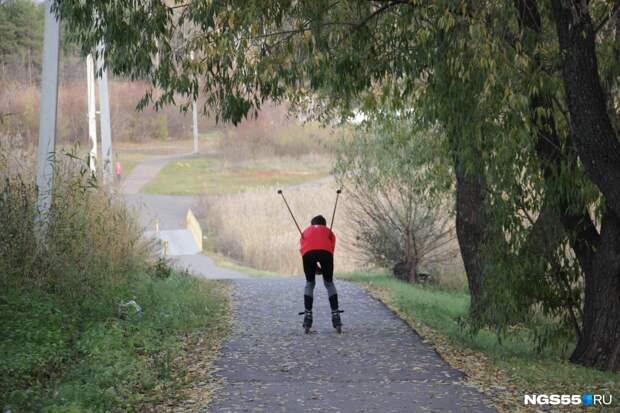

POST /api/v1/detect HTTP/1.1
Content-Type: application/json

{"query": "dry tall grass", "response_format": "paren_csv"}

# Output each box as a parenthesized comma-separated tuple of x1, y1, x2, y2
(0, 137, 150, 295)
(201, 177, 467, 289)
(201, 182, 359, 275)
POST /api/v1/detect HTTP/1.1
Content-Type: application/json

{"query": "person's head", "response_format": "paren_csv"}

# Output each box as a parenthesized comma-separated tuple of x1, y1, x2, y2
(311, 215, 327, 226)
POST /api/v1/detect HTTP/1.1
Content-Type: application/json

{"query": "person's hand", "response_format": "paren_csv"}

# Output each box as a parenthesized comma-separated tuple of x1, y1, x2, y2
(316, 264, 323, 275)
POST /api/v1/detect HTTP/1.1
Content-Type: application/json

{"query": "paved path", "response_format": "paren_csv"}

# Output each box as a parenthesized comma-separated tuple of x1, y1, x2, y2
(122, 151, 498, 412)
(122, 153, 196, 194)
(122, 154, 247, 280)
(209, 279, 497, 413)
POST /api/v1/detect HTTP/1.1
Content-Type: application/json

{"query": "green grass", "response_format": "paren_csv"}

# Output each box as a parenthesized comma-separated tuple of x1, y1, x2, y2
(142, 156, 329, 196)
(341, 272, 619, 406)
(116, 151, 151, 177)
(0, 269, 228, 413)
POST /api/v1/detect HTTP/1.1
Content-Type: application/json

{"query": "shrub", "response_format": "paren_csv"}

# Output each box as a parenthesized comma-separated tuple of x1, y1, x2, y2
(334, 117, 460, 283)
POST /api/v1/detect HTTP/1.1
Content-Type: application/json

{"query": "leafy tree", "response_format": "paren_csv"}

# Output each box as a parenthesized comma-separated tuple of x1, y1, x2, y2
(52, 0, 620, 370)
(0, 0, 44, 83)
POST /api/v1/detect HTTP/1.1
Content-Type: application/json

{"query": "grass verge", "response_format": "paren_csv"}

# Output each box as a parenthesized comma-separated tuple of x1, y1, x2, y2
(341, 272, 619, 413)
(142, 155, 330, 196)
(1, 269, 229, 413)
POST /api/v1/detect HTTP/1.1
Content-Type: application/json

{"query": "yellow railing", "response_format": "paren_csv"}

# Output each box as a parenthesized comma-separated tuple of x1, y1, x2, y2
(186, 208, 203, 251)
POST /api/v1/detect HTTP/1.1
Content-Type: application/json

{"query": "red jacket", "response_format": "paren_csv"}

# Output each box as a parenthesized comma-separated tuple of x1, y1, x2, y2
(300, 225, 336, 256)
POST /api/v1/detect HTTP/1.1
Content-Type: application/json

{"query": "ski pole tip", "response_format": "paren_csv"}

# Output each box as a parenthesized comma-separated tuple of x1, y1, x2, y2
(336, 189, 342, 194)
(277, 189, 283, 194)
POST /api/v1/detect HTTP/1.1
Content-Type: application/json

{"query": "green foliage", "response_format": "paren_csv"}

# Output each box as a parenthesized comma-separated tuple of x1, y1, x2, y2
(53, 0, 620, 365)
(0, 0, 44, 78)
(53, 1, 426, 123)
(151, 257, 173, 279)
(1, 269, 226, 413)
(334, 114, 452, 203)
(0, 148, 227, 412)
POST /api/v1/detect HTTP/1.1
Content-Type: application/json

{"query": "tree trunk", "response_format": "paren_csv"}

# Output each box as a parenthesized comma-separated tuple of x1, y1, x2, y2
(551, 0, 620, 371)
(407, 256, 419, 284)
(454, 151, 486, 321)
(551, 0, 620, 219)
(516, 0, 599, 298)
(570, 211, 620, 371)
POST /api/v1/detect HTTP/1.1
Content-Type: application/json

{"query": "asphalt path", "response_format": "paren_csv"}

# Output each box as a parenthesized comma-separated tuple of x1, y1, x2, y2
(122, 151, 498, 412)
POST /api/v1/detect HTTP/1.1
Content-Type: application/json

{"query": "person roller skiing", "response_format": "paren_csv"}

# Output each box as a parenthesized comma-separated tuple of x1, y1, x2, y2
(299, 215, 343, 333)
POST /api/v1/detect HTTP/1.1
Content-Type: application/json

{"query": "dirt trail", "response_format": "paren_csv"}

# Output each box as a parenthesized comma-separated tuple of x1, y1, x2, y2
(122, 153, 247, 280)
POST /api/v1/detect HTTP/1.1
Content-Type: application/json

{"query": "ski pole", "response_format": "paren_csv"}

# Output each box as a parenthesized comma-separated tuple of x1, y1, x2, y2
(277, 189, 302, 235)
(330, 188, 342, 230)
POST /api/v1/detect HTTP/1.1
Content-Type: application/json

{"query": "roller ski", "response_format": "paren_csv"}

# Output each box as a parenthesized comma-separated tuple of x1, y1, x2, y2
(332, 309, 344, 334)
(299, 310, 313, 334)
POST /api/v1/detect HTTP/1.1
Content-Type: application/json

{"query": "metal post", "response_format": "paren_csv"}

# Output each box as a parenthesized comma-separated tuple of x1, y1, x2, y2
(192, 99, 199, 154)
(190, 50, 199, 154)
(35, 0, 60, 230)
(96, 43, 113, 184)
(86, 53, 97, 173)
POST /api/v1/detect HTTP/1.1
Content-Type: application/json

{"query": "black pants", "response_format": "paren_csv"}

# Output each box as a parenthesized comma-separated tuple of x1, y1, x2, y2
(302, 250, 338, 311)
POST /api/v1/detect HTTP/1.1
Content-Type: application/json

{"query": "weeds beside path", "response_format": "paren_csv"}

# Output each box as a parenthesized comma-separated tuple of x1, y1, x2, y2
(342, 273, 620, 413)
(0, 145, 231, 413)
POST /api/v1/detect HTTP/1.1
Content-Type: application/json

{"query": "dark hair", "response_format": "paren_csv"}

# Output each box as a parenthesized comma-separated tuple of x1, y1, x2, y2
(311, 215, 327, 226)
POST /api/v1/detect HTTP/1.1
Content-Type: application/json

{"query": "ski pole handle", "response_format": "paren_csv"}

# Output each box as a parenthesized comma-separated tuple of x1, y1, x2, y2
(330, 188, 342, 230)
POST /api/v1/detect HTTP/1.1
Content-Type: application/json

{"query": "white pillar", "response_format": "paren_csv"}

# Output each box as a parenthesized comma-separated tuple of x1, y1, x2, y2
(96, 43, 113, 184)
(191, 50, 199, 154)
(35, 0, 60, 227)
(86, 53, 97, 173)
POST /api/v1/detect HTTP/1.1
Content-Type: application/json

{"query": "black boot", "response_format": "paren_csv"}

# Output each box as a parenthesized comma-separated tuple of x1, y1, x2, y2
(298, 310, 313, 333)
(331, 309, 344, 333)
(328, 294, 343, 333)
(299, 295, 314, 334)
(328, 294, 339, 311)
